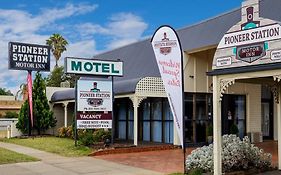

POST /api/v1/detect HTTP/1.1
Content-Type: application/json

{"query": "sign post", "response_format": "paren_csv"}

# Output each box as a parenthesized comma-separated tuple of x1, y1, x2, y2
(8, 42, 50, 135)
(65, 57, 123, 146)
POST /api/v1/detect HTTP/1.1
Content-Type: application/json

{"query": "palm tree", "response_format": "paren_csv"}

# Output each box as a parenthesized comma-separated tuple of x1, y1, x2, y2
(15, 83, 27, 101)
(46, 34, 68, 68)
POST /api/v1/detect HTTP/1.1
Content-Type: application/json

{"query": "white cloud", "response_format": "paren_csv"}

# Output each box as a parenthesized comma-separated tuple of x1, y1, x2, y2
(0, 3, 148, 95)
(0, 3, 98, 94)
(76, 12, 148, 49)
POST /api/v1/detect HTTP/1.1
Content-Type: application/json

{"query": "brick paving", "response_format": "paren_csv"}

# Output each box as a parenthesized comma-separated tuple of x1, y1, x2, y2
(95, 141, 280, 174)
(95, 148, 195, 174)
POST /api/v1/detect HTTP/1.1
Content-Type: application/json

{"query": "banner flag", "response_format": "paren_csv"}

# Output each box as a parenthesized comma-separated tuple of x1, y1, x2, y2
(27, 71, 33, 127)
(151, 26, 184, 147)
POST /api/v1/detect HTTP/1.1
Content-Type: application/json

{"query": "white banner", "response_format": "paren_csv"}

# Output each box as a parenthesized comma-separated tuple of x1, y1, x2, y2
(77, 80, 112, 111)
(151, 26, 184, 147)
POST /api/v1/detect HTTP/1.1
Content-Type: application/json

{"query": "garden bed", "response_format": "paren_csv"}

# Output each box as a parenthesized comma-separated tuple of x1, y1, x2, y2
(89, 142, 180, 156)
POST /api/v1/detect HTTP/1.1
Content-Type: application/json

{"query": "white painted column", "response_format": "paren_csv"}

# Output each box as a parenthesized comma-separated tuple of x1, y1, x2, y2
(213, 76, 222, 175)
(63, 102, 69, 127)
(133, 97, 138, 146)
(278, 86, 281, 170)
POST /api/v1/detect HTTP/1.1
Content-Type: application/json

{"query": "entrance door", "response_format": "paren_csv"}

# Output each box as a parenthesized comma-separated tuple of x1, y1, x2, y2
(261, 101, 273, 139)
(222, 95, 246, 138)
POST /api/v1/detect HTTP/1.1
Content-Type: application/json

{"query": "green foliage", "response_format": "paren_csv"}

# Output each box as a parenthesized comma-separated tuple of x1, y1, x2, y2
(46, 66, 75, 87)
(33, 72, 56, 134)
(77, 129, 111, 146)
(0, 88, 13, 96)
(46, 33, 68, 67)
(188, 169, 203, 175)
(78, 130, 94, 146)
(4, 111, 18, 118)
(206, 124, 213, 136)
(230, 124, 239, 135)
(16, 101, 29, 134)
(0, 147, 39, 164)
(1, 136, 91, 157)
(93, 129, 111, 142)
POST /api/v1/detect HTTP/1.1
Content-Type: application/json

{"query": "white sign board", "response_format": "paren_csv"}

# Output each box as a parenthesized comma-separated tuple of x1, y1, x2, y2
(65, 57, 123, 76)
(151, 26, 184, 147)
(77, 80, 112, 112)
(212, 0, 281, 70)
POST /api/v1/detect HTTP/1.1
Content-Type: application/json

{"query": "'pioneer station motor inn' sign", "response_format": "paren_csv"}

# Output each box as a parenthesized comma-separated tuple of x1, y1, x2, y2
(65, 57, 123, 76)
(9, 42, 50, 71)
(212, 1, 281, 70)
(76, 78, 113, 129)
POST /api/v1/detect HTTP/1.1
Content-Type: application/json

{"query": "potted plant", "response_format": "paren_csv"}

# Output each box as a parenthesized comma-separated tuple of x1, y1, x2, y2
(230, 123, 239, 136)
(206, 124, 213, 144)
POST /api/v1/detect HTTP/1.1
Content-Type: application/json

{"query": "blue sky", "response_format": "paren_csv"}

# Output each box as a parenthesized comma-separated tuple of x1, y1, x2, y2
(0, 0, 243, 95)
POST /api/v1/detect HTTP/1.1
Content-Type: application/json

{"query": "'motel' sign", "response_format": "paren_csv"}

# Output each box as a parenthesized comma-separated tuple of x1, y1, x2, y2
(65, 57, 123, 76)
(9, 42, 50, 72)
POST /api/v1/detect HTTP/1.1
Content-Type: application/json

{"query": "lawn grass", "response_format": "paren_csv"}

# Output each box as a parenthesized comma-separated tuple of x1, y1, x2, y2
(0, 147, 39, 164)
(0, 136, 92, 157)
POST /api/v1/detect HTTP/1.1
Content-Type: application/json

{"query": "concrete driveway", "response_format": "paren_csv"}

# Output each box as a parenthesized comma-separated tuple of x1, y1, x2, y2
(0, 142, 162, 175)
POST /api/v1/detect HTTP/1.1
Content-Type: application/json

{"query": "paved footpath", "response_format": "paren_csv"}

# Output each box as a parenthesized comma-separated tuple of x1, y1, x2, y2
(0, 142, 162, 175)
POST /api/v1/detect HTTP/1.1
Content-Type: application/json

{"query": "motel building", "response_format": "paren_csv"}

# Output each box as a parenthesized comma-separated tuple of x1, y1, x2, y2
(47, 0, 281, 172)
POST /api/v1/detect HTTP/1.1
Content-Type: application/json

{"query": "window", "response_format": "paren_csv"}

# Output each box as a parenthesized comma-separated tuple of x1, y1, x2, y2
(140, 98, 173, 143)
(115, 98, 134, 140)
(185, 93, 212, 144)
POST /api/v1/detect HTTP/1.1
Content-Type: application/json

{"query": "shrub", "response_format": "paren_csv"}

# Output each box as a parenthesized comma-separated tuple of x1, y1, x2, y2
(230, 124, 239, 135)
(186, 135, 272, 173)
(78, 130, 94, 146)
(206, 124, 213, 136)
(58, 126, 73, 138)
(66, 126, 73, 138)
(58, 127, 67, 137)
(4, 111, 18, 118)
(93, 129, 111, 143)
(189, 168, 203, 175)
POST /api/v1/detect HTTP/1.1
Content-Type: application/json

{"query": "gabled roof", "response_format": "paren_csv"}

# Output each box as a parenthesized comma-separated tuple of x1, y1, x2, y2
(51, 0, 281, 102)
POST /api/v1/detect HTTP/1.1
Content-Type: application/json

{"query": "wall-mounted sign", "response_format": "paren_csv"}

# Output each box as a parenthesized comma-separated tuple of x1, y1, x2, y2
(77, 79, 112, 112)
(9, 42, 50, 71)
(65, 57, 123, 76)
(212, 0, 281, 70)
(77, 112, 112, 129)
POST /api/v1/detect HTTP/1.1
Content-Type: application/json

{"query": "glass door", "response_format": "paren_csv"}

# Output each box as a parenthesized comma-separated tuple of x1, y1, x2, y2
(261, 101, 273, 139)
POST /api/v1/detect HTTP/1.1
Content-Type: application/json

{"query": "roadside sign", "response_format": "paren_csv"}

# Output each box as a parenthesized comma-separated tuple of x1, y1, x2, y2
(65, 57, 123, 76)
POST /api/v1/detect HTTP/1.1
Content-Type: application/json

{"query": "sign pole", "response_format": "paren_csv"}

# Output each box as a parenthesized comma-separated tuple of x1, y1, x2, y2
(111, 76, 115, 145)
(74, 76, 78, 147)
(181, 52, 186, 175)
(27, 70, 32, 136)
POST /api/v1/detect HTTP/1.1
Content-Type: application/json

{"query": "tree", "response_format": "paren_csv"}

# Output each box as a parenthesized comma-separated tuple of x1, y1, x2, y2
(0, 88, 13, 96)
(46, 34, 68, 67)
(46, 66, 75, 87)
(33, 72, 56, 135)
(16, 101, 29, 134)
(15, 83, 28, 100)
